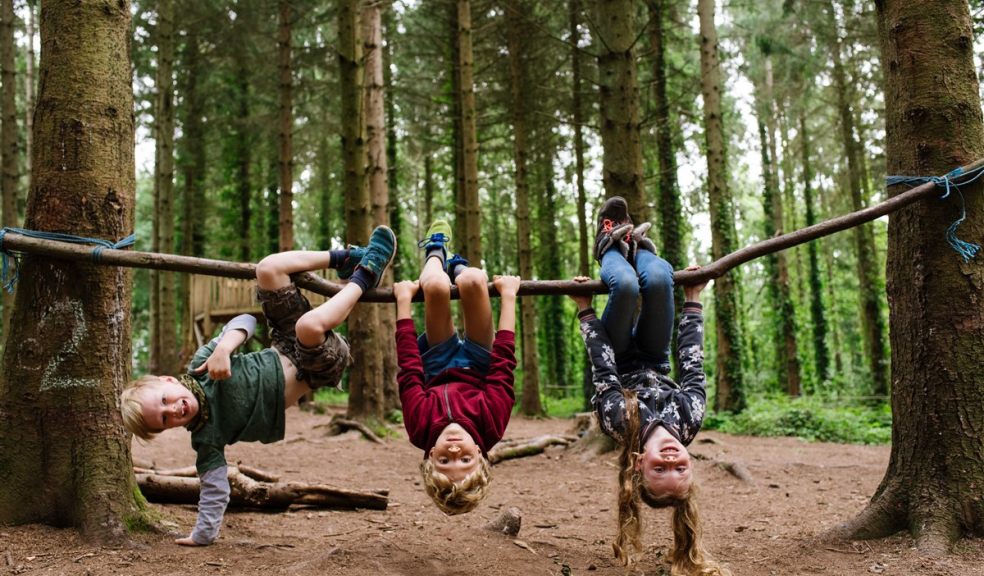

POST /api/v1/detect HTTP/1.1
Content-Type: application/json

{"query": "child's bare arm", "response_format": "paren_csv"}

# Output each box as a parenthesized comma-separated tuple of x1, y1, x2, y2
(393, 280, 418, 321)
(493, 275, 520, 332)
(191, 316, 255, 380)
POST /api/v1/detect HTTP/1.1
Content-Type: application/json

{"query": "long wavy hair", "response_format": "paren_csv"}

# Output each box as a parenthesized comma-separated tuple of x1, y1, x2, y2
(613, 389, 731, 575)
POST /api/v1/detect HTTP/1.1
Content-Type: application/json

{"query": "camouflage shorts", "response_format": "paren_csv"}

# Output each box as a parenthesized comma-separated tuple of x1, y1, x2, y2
(256, 284, 352, 390)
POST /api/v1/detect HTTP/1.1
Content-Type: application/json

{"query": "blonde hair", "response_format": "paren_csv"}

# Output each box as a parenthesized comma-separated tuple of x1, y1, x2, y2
(614, 389, 731, 576)
(420, 455, 491, 515)
(120, 374, 165, 441)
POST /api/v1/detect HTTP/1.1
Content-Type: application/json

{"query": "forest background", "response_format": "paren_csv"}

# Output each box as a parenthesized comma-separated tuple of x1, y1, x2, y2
(0, 0, 982, 437)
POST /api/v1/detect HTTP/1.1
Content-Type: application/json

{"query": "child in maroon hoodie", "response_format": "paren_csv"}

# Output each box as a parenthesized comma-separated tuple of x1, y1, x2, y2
(393, 220, 519, 515)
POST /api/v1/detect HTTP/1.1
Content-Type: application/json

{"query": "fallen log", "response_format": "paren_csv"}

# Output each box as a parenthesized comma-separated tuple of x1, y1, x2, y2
(136, 467, 388, 511)
(488, 435, 574, 465)
(133, 463, 280, 482)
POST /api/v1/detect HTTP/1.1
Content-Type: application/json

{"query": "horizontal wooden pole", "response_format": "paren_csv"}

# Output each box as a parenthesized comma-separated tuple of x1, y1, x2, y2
(2, 156, 979, 303)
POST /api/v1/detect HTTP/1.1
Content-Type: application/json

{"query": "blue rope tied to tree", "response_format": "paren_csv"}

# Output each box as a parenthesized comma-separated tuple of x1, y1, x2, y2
(0, 227, 137, 293)
(886, 163, 984, 262)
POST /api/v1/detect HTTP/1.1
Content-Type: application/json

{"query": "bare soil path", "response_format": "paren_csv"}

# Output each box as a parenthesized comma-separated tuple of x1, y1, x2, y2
(3, 408, 982, 575)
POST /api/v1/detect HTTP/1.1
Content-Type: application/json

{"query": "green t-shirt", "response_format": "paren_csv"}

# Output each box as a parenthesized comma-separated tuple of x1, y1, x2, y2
(188, 340, 286, 475)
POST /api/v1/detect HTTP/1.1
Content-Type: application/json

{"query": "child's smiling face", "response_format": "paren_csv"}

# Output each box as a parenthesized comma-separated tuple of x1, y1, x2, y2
(637, 425, 693, 498)
(137, 376, 200, 432)
(429, 422, 481, 482)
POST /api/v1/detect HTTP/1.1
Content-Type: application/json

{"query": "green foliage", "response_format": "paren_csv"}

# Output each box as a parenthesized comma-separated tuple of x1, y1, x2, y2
(703, 395, 891, 444)
(541, 393, 588, 419)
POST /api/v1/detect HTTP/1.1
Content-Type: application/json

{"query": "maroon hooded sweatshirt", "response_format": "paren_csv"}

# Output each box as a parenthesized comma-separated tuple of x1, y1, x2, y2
(396, 318, 516, 457)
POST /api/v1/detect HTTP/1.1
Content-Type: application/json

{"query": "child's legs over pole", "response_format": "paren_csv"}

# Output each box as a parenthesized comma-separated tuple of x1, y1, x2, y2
(634, 250, 674, 366)
(599, 249, 639, 356)
(420, 254, 456, 347)
(295, 283, 364, 347)
(255, 251, 332, 291)
(456, 267, 494, 350)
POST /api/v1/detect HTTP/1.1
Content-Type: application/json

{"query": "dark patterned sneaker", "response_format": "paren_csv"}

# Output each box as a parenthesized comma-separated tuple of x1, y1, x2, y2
(594, 196, 633, 262)
(355, 225, 397, 288)
(417, 219, 452, 263)
(336, 246, 366, 280)
(628, 221, 658, 264)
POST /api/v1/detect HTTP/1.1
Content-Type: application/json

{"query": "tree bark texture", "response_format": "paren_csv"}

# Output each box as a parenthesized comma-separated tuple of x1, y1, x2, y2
(1, 0, 17, 335)
(697, 0, 744, 412)
(340, 0, 382, 421)
(506, 0, 543, 417)
(277, 0, 294, 251)
(591, 0, 647, 224)
(456, 0, 482, 264)
(826, 0, 888, 397)
(570, 0, 589, 280)
(0, 0, 138, 542)
(840, 0, 984, 551)
(800, 112, 830, 383)
(762, 55, 801, 396)
(154, 0, 178, 376)
(362, 1, 398, 415)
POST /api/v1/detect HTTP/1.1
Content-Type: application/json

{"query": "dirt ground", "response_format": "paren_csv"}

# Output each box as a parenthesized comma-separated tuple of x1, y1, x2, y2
(3, 407, 983, 576)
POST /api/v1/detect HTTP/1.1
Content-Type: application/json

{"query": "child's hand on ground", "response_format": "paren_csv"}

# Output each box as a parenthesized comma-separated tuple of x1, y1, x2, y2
(492, 274, 521, 298)
(683, 265, 708, 302)
(174, 536, 202, 546)
(192, 349, 233, 380)
(568, 276, 594, 311)
(393, 280, 419, 302)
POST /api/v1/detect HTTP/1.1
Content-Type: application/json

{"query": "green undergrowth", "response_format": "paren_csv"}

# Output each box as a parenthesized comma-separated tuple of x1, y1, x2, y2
(702, 395, 892, 445)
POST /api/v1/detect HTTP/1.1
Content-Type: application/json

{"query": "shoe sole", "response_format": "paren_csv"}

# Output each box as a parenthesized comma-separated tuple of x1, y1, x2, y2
(371, 225, 398, 277)
(597, 196, 629, 226)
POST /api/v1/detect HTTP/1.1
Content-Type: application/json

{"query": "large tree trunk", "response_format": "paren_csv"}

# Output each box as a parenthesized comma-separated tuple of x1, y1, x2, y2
(277, 0, 293, 251)
(24, 0, 36, 186)
(506, 0, 542, 416)
(825, 0, 888, 397)
(153, 0, 177, 375)
(838, 0, 984, 552)
(456, 0, 482, 264)
(235, 67, 251, 263)
(1, 0, 18, 336)
(800, 111, 829, 383)
(383, 6, 404, 284)
(590, 0, 646, 223)
(363, 1, 398, 416)
(697, 0, 744, 412)
(0, 0, 139, 542)
(340, 0, 382, 421)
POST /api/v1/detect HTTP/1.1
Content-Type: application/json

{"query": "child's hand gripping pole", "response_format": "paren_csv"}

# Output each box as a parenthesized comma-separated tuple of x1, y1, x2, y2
(567, 276, 594, 312)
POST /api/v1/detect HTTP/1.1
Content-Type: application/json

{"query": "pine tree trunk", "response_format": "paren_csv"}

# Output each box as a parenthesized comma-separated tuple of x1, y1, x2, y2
(762, 55, 801, 397)
(178, 28, 206, 354)
(456, 0, 481, 264)
(383, 7, 403, 282)
(340, 0, 381, 421)
(1, 0, 18, 336)
(363, 1, 398, 415)
(838, 0, 984, 551)
(317, 105, 332, 249)
(825, 0, 888, 397)
(0, 0, 140, 541)
(236, 68, 251, 263)
(506, 0, 542, 416)
(154, 0, 177, 375)
(697, 0, 744, 412)
(277, 0, 293, 251)
(570, 0, 593, 411)
(25, 0, 35, 184)
(799, 112, 829, 383)
(591, 0, 646, 223)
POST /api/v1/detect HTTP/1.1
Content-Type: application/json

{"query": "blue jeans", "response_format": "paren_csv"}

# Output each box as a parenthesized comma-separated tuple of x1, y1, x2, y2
(599, 249, 674, 373)
(417, 332, 492, 383)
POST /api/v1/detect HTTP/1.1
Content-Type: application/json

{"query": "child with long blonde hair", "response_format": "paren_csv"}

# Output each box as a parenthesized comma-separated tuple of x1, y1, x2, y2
(570, 196, 730, 575)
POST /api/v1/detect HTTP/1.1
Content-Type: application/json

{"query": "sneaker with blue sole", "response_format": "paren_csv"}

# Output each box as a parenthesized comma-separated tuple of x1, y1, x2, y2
(355, 225, 397, 288)
(417, 219, 452, 263)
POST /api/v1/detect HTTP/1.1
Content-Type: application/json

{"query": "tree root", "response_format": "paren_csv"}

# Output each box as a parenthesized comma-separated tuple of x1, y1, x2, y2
(316, 416, 384, 444)
(825, 483, 905, 544)
(485, 506, 522, 536)
(488, 435, 575, 465)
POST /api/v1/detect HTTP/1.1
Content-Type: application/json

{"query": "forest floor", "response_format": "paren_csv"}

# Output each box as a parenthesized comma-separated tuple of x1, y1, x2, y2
(3, 407, 982, 576)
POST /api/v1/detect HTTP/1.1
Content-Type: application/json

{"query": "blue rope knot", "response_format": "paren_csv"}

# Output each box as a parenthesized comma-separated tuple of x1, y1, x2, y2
(886, 163, 984, 262)
(0, 227, 137, 293)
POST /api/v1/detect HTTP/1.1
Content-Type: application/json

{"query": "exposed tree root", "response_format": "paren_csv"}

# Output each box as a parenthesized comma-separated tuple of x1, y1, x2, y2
(485, 506, 522, 536)
(316, 416, 384, 444)
(825, 483, 905, 544)
(713, 460, 754, 483)
(488, 435, 575, 465)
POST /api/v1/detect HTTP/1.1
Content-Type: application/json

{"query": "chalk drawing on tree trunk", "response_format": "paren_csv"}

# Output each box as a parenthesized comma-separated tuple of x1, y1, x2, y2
(39, 299, 98, 391)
